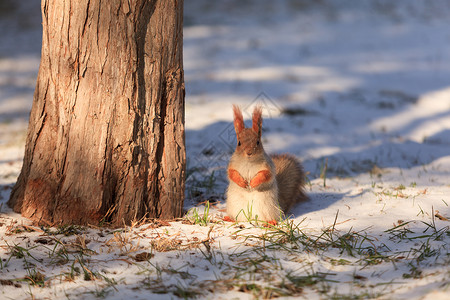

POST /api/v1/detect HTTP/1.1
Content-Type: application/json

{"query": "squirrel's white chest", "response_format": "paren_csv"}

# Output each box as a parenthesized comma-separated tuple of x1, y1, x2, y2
(226, 183, 280, 222)
(233, 159, 261, 181)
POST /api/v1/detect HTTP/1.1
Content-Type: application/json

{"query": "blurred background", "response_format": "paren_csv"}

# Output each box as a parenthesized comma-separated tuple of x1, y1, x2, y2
(0, 0, 41, 193)
(183, 0, 450, 201)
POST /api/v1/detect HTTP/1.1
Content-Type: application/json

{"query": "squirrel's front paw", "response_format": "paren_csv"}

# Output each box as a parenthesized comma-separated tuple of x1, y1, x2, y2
(223, 216, 234, 222)
(228, 168, 248, 189)
(249, 169, 272, 188)
(263, 220, 278, 227)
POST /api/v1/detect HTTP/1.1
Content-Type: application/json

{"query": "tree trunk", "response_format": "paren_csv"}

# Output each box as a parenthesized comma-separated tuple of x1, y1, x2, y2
(8, 0, 185, 226)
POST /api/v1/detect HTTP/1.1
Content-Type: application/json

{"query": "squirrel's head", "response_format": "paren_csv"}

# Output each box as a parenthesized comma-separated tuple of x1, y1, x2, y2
(232, 105, 263, 158)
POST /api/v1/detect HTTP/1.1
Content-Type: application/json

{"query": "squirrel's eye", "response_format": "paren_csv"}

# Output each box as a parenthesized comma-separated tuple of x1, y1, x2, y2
(238, 141, 241, 146)
(256, 140, 260, 146)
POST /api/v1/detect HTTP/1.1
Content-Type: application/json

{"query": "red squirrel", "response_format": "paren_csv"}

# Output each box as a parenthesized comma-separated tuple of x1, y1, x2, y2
(226, 105, 308, 222)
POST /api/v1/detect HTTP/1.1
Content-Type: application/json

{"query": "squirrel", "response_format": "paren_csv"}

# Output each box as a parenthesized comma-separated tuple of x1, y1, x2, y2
(226, 105, 308, 222)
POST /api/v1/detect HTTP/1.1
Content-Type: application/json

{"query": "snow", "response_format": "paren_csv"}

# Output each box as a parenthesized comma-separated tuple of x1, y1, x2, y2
(1, 0, 449, 299)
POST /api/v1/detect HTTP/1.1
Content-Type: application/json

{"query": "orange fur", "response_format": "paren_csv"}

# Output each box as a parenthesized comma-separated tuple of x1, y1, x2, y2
(233, 105, 245, 134)
(267, 220, 277, 226)
(252, 106, 263, 136)
(223, 216, 234, 222)
(249, 169, 272, 188)
(228, 168, 248, 188)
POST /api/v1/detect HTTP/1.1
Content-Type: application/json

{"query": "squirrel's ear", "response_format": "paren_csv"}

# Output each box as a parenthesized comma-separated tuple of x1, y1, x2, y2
(252, 106, 262, 137)
(233, 105, 245, 134)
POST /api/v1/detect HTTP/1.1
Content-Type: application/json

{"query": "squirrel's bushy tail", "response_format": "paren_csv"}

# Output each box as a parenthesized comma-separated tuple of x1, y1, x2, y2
(271, 154, 308, 214)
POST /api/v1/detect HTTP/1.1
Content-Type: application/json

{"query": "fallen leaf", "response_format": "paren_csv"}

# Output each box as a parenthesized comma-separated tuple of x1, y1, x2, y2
(0, 279, 22, 288)
(134, 252, 154, 262)
(35, 238, 53, 245)
(435, 211, 448, 221)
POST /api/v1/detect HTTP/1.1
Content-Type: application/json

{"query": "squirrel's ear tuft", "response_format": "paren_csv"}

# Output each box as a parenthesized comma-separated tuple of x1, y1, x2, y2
(233, 105, 245, 134)
(252, 106, 263, 137)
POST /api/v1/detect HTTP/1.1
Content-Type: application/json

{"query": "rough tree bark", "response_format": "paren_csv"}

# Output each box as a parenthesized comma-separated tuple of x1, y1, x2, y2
(8, 0, 185, 226)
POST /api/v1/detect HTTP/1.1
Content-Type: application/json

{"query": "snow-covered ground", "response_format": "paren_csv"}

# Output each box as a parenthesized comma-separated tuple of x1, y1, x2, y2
(1, 1, 449, 299)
